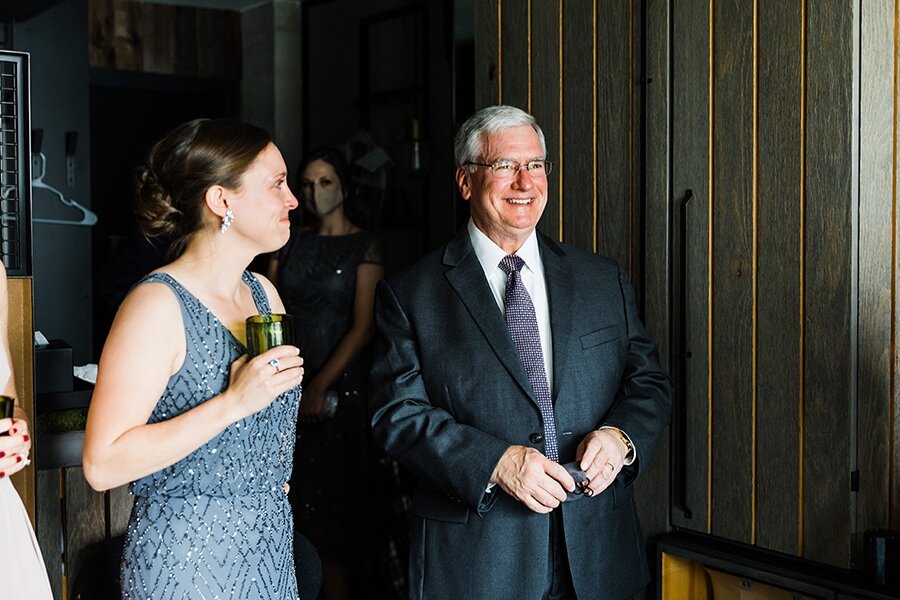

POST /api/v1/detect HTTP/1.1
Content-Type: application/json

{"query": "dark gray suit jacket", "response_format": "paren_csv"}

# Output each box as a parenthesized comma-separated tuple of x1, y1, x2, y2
(370, 229, 672, 600)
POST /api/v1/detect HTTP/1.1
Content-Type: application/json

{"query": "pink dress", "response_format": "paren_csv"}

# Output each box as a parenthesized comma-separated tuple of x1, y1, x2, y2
(0, 477, 53, 599)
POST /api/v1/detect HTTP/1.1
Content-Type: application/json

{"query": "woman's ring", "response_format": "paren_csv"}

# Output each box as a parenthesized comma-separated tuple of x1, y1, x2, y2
(269, 358, 281, 373)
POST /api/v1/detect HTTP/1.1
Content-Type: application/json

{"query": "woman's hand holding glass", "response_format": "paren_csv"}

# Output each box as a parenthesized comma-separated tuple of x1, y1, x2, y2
(224, 346, 304, 422)
(0, 414, 32, 478)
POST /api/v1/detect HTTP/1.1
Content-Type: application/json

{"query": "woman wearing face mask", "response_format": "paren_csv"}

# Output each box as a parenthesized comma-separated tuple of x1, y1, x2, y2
(268, 147, 386, 600)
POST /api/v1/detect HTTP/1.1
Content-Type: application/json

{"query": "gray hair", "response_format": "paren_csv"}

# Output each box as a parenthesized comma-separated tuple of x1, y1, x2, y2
(454, 105, 547, 168)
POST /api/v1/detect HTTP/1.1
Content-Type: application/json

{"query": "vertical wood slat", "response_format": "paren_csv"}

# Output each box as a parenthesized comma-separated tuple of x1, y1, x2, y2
(671, 0, 712, 533)
(531, 0, 560, 239)
(857, 0, 895, 543)
(710, 0, 754, 545)
(894, 0, 900, 530)
(561, 0, 594, 251)
(597, 1, 631, 265)
(804, 0, 854, 567)
(755, 0, 803, 557)
(140, 3, 177, 74)
(109, 485, 134, 538)
(7, 277, 35, 522)
(474, 1, 500, 110)
(36, 471, 62, 600)
(642, 0, 670, 370)
(65, 467, 106, 597)
(635, 0, 671, 544)
(500, 0, 529, 111)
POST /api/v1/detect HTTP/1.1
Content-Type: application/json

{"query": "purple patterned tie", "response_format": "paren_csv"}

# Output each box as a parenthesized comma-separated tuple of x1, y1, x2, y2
(499, 254, 559, 461)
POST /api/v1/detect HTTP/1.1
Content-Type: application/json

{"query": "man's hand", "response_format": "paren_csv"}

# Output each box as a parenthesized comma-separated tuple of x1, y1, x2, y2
(576, 429, 628, 496)
(491, 445, 576, 513)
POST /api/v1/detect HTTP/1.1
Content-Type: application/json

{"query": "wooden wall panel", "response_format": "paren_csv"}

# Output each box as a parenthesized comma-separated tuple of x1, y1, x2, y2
(894, 0, 900, 531)
(804, 0, 854, 567)
(88, 0, 241, 79)
(65, 467, 106, 598)
(474, 1, 499, 109)
(531, 0, 561, 239)
(8, 277, 35, 522)
(36, 471, 62, 600)
(756, 0, 803, 556)
(671, 0, 711, 533)
(857, 0, 894, 544)
(635, 0, 672, 546)
(500, 0, 529, 110)
(109, 485, 134, 537)
(710, 0, 754, 545)
(140, 3, 176, 74)
(562, 0, 595, 251)
(597, 1, 632, 265)
(643, 0, 670, 369)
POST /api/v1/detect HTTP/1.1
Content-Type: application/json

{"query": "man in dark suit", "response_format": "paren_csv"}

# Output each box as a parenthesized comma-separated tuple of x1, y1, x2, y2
(370, 105, 672, 599)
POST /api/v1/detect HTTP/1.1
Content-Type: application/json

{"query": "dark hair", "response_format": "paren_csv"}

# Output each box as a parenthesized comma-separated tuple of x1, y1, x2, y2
(297, 147, 352, 193)
(134, 118, 272, 258)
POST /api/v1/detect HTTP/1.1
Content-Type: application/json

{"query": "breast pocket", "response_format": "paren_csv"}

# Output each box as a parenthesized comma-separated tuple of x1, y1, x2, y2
(579, 325, 621, 350)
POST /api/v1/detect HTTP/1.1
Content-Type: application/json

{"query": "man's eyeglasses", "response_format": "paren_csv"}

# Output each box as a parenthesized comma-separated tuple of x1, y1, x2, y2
(463, 159, 553, 178)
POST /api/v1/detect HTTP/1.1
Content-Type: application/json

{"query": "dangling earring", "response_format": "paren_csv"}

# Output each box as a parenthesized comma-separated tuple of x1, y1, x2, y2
(220, 209, 234, 234)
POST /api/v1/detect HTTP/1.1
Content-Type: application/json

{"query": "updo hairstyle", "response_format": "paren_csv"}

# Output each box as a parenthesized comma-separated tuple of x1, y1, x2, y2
(134, 118, 272, 258)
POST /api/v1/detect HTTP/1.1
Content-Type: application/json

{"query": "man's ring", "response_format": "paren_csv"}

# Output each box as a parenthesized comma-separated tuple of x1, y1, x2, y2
(269, 358, 281, 373)
(607, 462, 615, 474)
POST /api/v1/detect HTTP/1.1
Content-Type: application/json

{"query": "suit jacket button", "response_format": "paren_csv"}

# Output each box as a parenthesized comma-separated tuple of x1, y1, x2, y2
(530, 433, 544, 444)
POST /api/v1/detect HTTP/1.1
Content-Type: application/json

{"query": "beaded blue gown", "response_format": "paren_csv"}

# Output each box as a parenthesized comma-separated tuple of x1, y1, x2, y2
(120, 272, 301, 599)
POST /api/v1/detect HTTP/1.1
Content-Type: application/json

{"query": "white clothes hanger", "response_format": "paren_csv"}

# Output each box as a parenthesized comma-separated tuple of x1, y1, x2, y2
(31, 152, 98, 226)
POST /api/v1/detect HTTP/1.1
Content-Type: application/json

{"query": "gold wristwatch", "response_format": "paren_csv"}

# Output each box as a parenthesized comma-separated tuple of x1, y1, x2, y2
(608, 427, 634, 461)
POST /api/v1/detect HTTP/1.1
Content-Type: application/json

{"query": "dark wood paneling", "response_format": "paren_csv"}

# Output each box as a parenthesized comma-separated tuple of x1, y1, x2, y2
(710, 0, 754, 545)
(643, 0, 670, 367)
(109, 485, 134, 537)
(140, 3, 177, 74)
(36, 470, 62, 600)
(597, 1, 631, 264)
(65, 467, 106, 597)
(634, 0, 672, 545)
(895, 11, 900, 531)
(857, 0, 894, 542)
(561, 0, 594, 250)
(804, 0, 854, 568)
(531, 0, 561, 239)
(500, 0, 529, 110)
(8, 278, 35, 521)
(756, 0, 803, 557)
(671, 0, 711, 533)
(474, 0, 500, 109)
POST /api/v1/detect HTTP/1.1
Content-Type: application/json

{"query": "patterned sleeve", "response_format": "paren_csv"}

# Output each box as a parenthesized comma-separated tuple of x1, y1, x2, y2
(360, 232, 385, 266)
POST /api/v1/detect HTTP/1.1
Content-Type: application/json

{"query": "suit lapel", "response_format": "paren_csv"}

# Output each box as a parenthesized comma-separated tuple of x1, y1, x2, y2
(443, 230, 535, 400)
(538, 233, 574, 400)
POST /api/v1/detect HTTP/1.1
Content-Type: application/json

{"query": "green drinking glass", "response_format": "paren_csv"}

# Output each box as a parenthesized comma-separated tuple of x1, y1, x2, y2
(245, 314, 294, 358)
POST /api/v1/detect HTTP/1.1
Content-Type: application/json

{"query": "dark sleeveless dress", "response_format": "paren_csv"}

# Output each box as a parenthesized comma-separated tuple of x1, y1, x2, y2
(119, 271, 301, 599)
(276, 231, 383, 561)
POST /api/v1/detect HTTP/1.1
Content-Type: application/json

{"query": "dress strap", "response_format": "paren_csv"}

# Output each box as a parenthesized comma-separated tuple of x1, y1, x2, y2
(242, 271, 272, 315)
(138, 272, 184, 298)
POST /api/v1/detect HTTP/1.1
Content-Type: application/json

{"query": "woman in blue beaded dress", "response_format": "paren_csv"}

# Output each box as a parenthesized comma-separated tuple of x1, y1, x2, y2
(83, 118, 305, 599)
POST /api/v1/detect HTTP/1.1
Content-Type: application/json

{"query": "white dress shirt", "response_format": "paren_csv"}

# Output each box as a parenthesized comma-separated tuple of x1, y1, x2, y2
(467, 219, 553, 391)
(468, 220, 637, 468)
